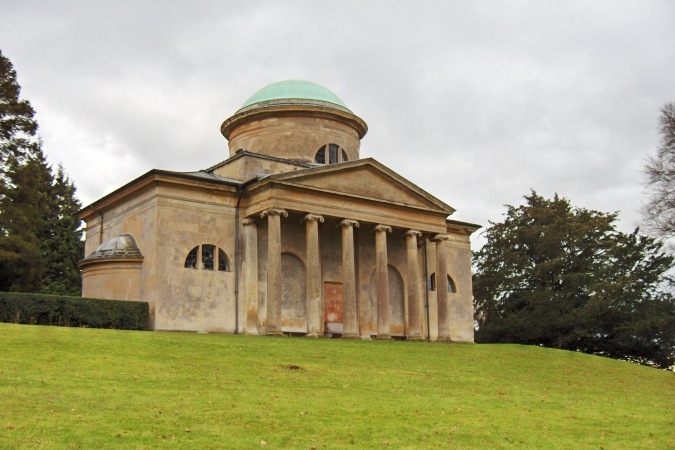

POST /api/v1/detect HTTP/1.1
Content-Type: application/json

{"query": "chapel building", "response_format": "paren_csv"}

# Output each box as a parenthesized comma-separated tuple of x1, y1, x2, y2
(78, 80, 480, 341)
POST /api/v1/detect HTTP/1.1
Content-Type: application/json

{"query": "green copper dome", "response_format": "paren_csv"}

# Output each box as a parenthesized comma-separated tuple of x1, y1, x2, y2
(240, 80, 350, 110)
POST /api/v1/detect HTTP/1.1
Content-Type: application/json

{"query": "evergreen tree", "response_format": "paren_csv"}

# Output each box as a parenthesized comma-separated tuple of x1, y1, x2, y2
(0, 49, 43, 291)
(40, 165, 83, 295)
(0, 152, 49, 292)
(473, 191, 675, 369)
(0, 50, 83, 294)
(0, 50, 39, 177)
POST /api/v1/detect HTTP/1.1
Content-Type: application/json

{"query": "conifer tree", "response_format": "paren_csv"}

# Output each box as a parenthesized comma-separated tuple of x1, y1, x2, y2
(40, 165, 83, 295)
(0, 50, 39, 177)
(0, 49, 43, 291)
(0, 50, 83, 294)
(473, 191, 675, 369)
(0, 151, 50, 292)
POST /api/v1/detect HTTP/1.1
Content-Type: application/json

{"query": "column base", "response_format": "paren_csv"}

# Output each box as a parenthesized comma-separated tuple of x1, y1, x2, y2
(342, 333, 361, 340)
(407, 335, 425, 341)
(375, 335, 391, 340)
(306, 333, 323, 339)
(437, 336, 453, 342)
(266, 330, 284, 337)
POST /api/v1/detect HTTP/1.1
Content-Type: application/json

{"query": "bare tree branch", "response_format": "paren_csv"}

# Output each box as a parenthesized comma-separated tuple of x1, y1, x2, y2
(644, 102, 675, 240)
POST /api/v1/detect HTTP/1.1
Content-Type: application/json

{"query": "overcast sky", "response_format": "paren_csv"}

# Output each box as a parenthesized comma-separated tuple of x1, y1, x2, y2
(1, 1, 673, 247)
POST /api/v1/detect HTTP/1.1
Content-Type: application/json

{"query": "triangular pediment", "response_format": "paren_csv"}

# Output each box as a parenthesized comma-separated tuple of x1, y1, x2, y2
(265, 158, 455, 213)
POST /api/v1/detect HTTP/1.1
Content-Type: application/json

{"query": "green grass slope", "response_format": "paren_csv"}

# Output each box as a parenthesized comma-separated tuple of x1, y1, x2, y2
(0, 323, 672, 449)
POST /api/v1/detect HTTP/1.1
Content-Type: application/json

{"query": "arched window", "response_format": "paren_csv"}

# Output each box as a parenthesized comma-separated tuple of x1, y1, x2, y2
(202, 244, 215, 270)
(183, 244, 231, 272)
(218, 249, 230, 272)
(428, 273, 457, 293)
(447, 276, 457, 293)
(185, 246, 198, 269)
(314, 143, 348, 165)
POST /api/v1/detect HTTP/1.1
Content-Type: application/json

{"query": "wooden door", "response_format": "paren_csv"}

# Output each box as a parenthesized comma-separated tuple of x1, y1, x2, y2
(323, 282, 343, 334)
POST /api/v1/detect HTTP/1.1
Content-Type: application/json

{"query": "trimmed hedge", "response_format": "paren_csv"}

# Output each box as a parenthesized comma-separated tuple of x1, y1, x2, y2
(0, 292, 149, 330)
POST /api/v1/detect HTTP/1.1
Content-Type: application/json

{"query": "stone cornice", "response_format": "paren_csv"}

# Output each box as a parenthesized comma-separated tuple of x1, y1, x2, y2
(221, 104, 368, 140)
(270, 172, 454, 216)
(242, 195, 447, 235)
(446, 219, 482, 236)
(430, 233, 452, 242)
(253, 181, 451, 218)
(156, 180, 240, 198)
(78, 171, 239, 221)
(79, 256, 144, 269)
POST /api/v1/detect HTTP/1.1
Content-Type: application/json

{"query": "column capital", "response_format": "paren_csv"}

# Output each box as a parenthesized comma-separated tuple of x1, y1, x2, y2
(303, 213, 325, 223)
(338, 219, 360, 229)
(373, 224, 392, 233)
(431, 233, 451, 242)
(402, 229, 422, 238)
(260, 208, 288, 219)
(242, 217, 258, 226)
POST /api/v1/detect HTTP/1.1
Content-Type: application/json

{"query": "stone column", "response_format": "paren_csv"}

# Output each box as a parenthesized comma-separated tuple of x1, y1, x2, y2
(339, 219, 360, 339)
(260, 208, 288, 336)
(243, 217, 259, 335)
(304, 213, 324, 337)
(403, 230, 423, 340)
(432, 234, 452, 341)
(373, 224, 392, 340)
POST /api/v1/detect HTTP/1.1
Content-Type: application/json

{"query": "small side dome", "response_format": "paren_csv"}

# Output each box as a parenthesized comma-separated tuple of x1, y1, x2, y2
(240, 80, 350, 111)
(84, 234, 143, 260)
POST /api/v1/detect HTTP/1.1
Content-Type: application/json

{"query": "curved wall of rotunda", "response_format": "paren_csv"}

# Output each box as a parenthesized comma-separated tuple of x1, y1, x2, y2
(226, 113, 363, 163)
(220, 81, 367, 164)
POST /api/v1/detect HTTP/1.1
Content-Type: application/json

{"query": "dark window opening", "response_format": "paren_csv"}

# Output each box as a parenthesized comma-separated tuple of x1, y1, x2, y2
(328, 144, 339, 164)
(218, 249, 230, 272)
(429, 273, 436, 291)
(448, 276, 457, 293)
(185, 246, 198, 269)
(202, 244, 215, 270)
(428, 273, 457, 293)
(184, 244, 231, 272)
(314, 144, 348, 165)
(315, 146, 326, 164)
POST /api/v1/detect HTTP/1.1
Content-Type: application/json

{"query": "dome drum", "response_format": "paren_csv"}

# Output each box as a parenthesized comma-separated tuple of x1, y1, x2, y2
(221, 81, 367, 162)
(225, 110, 362, 162)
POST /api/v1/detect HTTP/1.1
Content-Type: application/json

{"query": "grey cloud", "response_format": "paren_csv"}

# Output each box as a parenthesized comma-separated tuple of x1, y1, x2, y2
(1, 0, 673, 247)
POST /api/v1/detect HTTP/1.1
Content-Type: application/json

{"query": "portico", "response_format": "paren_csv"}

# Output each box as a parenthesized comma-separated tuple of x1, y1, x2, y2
(238, 156, 476, 340)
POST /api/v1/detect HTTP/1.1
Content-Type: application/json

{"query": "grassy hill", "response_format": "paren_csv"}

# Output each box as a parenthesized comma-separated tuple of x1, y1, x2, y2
(0, 323, 672, 449)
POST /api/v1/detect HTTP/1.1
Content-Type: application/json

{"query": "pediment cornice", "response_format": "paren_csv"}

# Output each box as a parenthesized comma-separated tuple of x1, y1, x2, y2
(248, 158, 456, 214)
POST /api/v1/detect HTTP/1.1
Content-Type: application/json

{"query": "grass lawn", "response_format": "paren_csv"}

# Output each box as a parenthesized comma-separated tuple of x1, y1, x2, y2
(0, 323, 673, 449)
